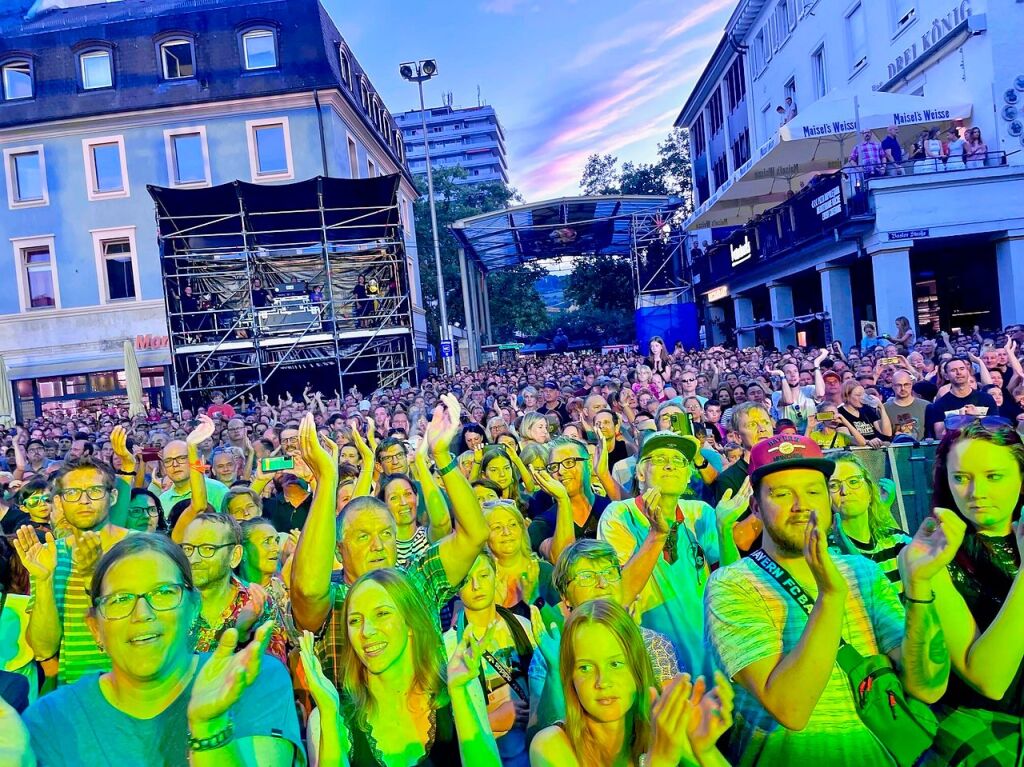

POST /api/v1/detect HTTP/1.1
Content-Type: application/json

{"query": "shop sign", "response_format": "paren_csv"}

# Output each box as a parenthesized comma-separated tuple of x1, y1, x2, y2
(880, 0, 972, 86)
(135, 334, 170, 350)
(887, 229, 930, 240)
(730, 236, 753, 267)
(705, 285, 729, 303)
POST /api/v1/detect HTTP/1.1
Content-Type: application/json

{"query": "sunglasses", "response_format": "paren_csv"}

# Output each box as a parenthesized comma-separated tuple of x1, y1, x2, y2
(943, 415, 1013, 430)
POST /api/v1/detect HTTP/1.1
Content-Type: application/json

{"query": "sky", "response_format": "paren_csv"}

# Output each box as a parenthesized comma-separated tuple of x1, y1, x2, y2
(322, 0, 735, 203)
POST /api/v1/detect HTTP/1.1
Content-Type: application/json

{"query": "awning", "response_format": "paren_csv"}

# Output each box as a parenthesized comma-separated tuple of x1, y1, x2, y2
(686, 91, 973, 230)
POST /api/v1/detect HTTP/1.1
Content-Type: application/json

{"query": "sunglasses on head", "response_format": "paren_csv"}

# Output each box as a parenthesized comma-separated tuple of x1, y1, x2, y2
(943, 414, 1012, 430)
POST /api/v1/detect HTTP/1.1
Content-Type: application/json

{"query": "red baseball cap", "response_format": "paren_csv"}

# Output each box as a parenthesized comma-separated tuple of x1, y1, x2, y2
(747, 434, 835, 484)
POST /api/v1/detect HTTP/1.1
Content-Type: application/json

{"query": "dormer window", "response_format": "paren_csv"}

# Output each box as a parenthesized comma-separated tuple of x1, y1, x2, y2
(160, 38, 195, 80)
(242, 29, 277, 70)
(1, 59, 33, 101)
(80, 49, 113, 90)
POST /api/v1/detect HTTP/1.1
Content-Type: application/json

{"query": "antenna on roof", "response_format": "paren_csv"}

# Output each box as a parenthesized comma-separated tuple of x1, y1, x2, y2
(477, 85, 482, 107)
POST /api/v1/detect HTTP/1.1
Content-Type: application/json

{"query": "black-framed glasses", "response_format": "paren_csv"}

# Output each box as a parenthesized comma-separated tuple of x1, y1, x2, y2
(162, 456, 188, 468)
(546, 457, 587, 474)
(94, 583, 186, 620)
(128, 506, 160, 518)
(180, 542, 235, 559)
(58, 486, 109, 503)
(570, 566, 622, 587)
(944, 415, 1012, 430)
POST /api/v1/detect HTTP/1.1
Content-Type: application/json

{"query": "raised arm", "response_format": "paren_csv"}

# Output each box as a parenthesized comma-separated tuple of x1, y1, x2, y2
(411, 435, 452, 542)
(170, 416, 215, 543)
(447, 635, 502, 767)
(617, 492, 671, 606)
(531, 466, 574, 566)
(731, 513, 847, 730)
(1005, 339, 1023, 390)
(967, 351, 993, 387)
(427, 394, 489, 587)
(290, 413, 340, 633)
(14, 526, 61, 660)
(349, 426, 375, 499)
(812, 349, 828, 399)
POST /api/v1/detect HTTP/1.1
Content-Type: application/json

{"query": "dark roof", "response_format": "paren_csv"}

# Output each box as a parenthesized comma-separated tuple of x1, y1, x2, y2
(149, 173, 402, 253)
(451, 195, 684, 273)
(0, 0, 407, 178)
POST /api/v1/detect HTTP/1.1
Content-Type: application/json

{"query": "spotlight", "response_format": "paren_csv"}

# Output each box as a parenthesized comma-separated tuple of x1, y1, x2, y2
(399, 62, 416, 81)
(420, 59, 438, 77)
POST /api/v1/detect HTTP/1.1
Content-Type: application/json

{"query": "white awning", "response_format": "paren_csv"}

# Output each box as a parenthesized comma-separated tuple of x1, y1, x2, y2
(686, 92, 973, 230)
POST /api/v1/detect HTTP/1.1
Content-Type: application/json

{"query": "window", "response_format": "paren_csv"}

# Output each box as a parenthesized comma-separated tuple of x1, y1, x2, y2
(92, 227, 140, 303)
(347, 136, 359, 178)
(4, 146, 48, 208)
(339, 49, 351, 86)
(725, 58, 746, 112)
(891, 0, 916, 33)
(12, 236, 60, 311)
(774, 0, 793, 44)
(367, 157, 376, 178)
(80, 50, 112, 90)
(846, 3, 868, 72)
(82, 136, 129, 200)
(360, 78, 369, 110)
(242, 29, 277, 70)
(160, 38, 195, 80)
(707, 89, 724, 136)
(1, 59, 33, 101)
(691, 114, 707, 158)
(164, 127, 210, 186)
(753, 30, 768, 76)
(246, 118, 293, 181)
(811, 45, 828, 99)
(784, 77, 797, 102)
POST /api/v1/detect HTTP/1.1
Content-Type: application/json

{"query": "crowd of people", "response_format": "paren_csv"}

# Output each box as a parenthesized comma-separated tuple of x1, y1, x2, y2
(0, 319, 1023, 766)
(849, 124, 991, 180)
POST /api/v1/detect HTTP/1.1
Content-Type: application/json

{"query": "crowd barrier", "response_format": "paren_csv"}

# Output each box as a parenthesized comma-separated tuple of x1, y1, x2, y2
(823, 441, 940, 535)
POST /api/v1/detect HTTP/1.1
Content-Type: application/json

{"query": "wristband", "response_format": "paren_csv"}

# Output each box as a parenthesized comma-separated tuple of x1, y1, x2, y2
(437, 458, 458, 476)
(188, 718, 234, 751)
(190, 461, 209, 473)
(115, 470, 135, 476)
(694, 458, 709, 469)
(902, 591, 936, 605)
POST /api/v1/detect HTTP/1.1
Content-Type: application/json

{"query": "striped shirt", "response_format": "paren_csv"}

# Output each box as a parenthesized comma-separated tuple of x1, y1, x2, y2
(395, 526, 430, 569)
(28, 539, 110, 686)
(704, 554, 905, 766)
(848, 528, 911, 595)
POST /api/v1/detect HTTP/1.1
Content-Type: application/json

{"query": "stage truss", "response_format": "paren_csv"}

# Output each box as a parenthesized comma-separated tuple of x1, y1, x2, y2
(149, 175, 416, 409)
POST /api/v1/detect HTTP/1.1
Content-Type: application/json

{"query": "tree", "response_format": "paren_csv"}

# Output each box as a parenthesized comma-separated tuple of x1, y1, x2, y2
(580, 154, 620, 196)
(619, 161, 671, 195)
(564, 254, 635, 341)
(486, 263, 552, 342)
(655, 127, 694, 216)
(412, 167, 549, 345)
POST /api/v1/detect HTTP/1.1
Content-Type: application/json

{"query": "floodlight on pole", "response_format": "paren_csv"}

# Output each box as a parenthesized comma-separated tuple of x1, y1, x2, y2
(400, 58, 452, 374)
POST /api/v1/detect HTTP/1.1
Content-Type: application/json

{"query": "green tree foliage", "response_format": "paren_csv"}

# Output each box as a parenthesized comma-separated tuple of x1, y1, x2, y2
(564, 254, 635, 340)
(580, 154, 620, 195)
(411, 167, 549, 344)
(486, 263, 552, 342)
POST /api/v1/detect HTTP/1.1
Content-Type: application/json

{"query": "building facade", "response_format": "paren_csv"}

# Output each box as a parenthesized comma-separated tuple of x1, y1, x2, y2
(0, 0, 427, 418)
(395, 104, 509, 185)
(676, 0, 1024, 350)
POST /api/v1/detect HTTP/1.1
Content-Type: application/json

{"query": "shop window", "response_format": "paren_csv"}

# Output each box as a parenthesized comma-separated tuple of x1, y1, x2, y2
(89, 371, 119, 392)
(36, 377, 63, 397)
(65, 375, 88, 395)
(16, 380, 32, 397)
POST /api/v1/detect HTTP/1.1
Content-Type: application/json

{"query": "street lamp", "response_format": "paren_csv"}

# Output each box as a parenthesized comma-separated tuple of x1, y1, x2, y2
(400, 58, 452, 375)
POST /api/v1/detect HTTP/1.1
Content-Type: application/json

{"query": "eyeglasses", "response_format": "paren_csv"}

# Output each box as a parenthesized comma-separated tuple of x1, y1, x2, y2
(58, 486, 109, 503)
(645, 456, 690, 469)
(944, 415, 1012, 431)
(380, 451, 405, 464)
(162, 456, 188, 468)
(546, 457, 586, 474)
(129, 506, 160, 518)
(570, 566, 622, 587)
(22, 495, 50, 508)
(663, 522, 706, 571)
(828, 477, 866, 493)
(681, 377, 696, 383)
(94, 583, 186, 620)
(180, 542, 235, 559)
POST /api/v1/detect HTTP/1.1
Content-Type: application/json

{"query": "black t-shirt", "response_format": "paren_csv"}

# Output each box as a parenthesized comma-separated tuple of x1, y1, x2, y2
(527, 494, 611, 553)
(838, 404, 883, 440)
(537, 401, 570, 425)
(606, 439, 629, 468)
(712, 458, 748, 506)
(263, 493, 312, 532)
(925, 389, 999, 436)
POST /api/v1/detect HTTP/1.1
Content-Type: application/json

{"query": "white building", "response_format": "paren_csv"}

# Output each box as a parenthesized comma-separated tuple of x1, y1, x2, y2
(677, 0, 1024, 349)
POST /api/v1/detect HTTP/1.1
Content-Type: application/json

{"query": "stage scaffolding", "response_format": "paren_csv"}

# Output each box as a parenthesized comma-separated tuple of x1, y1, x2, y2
(148, 175, 416, 409)
(629, 208, 691, 310)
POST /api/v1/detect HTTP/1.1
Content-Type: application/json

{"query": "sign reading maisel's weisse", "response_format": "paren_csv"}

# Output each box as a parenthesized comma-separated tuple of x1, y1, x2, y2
(892, 108, 955, 125)
(800, 120, 858, 139)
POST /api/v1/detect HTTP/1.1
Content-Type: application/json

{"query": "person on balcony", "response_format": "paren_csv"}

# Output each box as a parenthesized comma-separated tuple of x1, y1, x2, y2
(965, 127, 988, 169)
(915, 128, 945, 173)
(945, 127, 967, 172)
(849, 130, 884, 187)
(882, 126, 904, 176)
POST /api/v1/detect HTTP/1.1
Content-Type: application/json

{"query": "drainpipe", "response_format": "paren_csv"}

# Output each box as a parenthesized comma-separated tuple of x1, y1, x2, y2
(313, 90, 329, 175)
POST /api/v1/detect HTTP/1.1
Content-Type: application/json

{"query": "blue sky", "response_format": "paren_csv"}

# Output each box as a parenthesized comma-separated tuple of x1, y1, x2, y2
(322, 0, 735, 203)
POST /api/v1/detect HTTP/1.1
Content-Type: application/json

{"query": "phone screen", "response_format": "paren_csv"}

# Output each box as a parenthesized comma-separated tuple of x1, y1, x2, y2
(668, 412, 694, 438)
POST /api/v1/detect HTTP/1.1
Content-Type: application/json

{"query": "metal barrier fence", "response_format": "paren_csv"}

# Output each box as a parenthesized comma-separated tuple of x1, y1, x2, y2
(823, 441, 940, 534)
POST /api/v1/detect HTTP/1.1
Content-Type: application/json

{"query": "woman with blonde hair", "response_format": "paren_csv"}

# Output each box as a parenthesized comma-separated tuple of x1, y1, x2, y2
(483, 499, 557, 617)
(529, 599, 733, 767)
(520, 413, 552, 446)
(827, 453, 910, 591)
(302, 568, 500, 766)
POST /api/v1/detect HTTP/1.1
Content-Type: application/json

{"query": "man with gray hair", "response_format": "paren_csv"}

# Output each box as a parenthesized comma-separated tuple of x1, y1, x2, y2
(712, 401, 774, 505)
(210, 446, 245, 487)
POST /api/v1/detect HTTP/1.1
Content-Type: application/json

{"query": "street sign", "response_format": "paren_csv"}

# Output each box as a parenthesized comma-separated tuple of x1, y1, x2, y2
(440, 340, 453, 358)
(887, 229, 929, 241)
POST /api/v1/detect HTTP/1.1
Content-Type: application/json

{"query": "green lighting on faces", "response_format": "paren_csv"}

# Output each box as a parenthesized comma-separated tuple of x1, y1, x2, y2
(571, 623, 637, 724)
(947, 439, 1023, 536)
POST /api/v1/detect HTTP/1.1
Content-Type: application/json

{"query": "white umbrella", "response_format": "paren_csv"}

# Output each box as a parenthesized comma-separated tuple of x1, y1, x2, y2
(0, 356, 14, 428)
(123, 339, 147, 418)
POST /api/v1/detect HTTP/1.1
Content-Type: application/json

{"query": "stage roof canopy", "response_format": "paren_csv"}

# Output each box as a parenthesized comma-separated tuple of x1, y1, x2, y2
(148, 174, 401, 255)
(451, 195, 684, 273)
